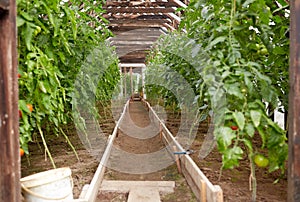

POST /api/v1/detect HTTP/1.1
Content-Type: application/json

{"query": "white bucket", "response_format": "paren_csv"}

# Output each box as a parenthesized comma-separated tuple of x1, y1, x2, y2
(21, 167, 74, 202)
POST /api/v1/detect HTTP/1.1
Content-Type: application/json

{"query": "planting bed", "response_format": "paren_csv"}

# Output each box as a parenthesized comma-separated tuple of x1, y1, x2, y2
(21, 102, 287, 201)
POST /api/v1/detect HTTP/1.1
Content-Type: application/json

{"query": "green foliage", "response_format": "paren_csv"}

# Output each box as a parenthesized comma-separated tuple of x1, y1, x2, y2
(18, 0, 119, 163)
(146, 0, 288, 199)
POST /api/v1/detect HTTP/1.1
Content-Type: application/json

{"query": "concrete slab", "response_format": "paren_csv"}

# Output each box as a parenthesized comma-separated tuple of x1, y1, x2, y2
(128, 188, 160, 202)
(99, 180, 175, 202)
(100, 180, 175, 194)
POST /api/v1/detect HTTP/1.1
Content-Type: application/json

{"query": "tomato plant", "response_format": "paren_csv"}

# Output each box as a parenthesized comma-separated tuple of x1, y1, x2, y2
(17, 0, 119, 166)
(146, 0, 289, 200)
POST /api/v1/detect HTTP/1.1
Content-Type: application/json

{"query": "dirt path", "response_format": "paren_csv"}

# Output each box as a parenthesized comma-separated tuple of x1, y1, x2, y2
(100, 101, 195, 201)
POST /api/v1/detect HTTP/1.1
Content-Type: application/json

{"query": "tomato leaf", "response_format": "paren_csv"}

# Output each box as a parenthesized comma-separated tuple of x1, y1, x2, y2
(24, 23, 35, 51)
(250, 110, 262, 127)
(222, 146, 243, 169)
(245, 123, 255, 138)
(19, 100, 31, 113)
(233, 111, 245, 130)
(38, 81, 47, 93)
(215, 126, 236, 151)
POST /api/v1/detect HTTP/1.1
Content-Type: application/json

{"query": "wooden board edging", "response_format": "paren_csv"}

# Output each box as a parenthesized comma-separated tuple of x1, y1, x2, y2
(181, 155, 223, 202)
(77, 100, 130, 202)
(143, 99, 223, 202)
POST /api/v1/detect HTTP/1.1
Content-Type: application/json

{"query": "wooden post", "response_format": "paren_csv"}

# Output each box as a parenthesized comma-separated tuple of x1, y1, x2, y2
(130, 66, 133, 96)
(173, 146, 182, 174)
(159, 123, 162, 140)
(119, 64, 123, 98)
(288, 2, 300, 201)
(0, 0, 20, 201)
(200, 179, 207, 202)
(140, 66, 144, 98)
(124, 67, 127, 97)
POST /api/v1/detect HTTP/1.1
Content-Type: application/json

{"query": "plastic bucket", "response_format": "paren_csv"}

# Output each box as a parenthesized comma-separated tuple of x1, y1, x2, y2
(20, 167, 74, 202)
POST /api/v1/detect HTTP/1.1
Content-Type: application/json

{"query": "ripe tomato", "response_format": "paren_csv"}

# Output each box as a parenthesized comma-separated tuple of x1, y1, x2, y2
(254, 154, 269, 168)
(20, 148, 25, 157)
(19, 110, 22, 118)
(26, 104, 33, 113)
(231, 126, 238, 130)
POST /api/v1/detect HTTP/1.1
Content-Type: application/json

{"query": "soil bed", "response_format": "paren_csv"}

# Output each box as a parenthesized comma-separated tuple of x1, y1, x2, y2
(21, 101, 287, 201)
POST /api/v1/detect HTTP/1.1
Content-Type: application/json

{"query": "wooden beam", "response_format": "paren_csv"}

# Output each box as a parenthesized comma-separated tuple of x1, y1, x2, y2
(115, 44, 153, 50)
(169, 0, 187, 8)
(120, 57, 146, 64)
(105, 1, 180, 7)
(130, 66, 133, 95)
(108, 18, 170, 24)
(108, 18, 171, 28)
(112, 41, 155, 45)
(288, 1, 300, 201)
(103, 13, 171, 20)
(120, 63, 146, 68)
(105, 7, 175, 14)
(82, 101, 129, 202)
(118, 54, 147, 62)
(124, 67, 127, 96)
(0, 0, 20, 201)
(109, 22, 167, 28)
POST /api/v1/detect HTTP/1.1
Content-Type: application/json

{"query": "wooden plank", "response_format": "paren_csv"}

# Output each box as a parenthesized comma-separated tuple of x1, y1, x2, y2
(83, 101, 129, 202)
(110, 26, 164, 33)
(212, 185, 223, 202)
(109, 18, 170, 25)
(0, 0, 20, 201)
(169, 0, 187, 8)
(180, 155, 223, 202)
(79, 184, 89, 199)
(112, 41, 155, 45)
(100, 180, 175, 193)
(104, 14, 171, 20)
(108, 18, 171, 28)
(173, 146, 182, 173)
(119, 63, 146, 68)
(105, 7, 175, 14)
(181, 162, 201, 200)
(200, 180, 207, 202)
(288, 1, 300, 201)
(110, 22, 172, 28)
(105, 1, 180, 7)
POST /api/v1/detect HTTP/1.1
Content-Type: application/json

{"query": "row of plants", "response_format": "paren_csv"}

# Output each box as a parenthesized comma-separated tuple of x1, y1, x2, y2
(145, 0, 289, 200)
(18, 0, 120, 166)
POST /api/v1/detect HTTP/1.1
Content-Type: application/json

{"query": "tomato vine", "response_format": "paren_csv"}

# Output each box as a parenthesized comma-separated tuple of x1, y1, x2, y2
(146, 0, 289, 200)
(17, 0, 120, 166)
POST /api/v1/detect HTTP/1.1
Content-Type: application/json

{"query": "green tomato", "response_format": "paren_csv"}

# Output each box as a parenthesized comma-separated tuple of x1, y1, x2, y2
(254, 154, 269, 168)
(260, 48, 268, 55)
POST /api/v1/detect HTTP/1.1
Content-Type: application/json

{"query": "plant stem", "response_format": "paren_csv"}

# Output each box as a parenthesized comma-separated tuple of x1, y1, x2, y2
(249, 154, 257, 202)
(37, 125, 56, 168)
(60, 128, 79, 161)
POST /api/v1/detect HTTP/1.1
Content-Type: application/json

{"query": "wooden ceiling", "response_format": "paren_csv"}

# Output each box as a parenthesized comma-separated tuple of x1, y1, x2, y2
(104, 0, 187, 65)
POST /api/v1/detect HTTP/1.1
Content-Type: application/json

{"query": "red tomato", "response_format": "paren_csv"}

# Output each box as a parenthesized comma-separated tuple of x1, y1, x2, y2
(26, 104, 33, 112)
(20, 148, 25, 157)
(231, 126, 238, 130)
